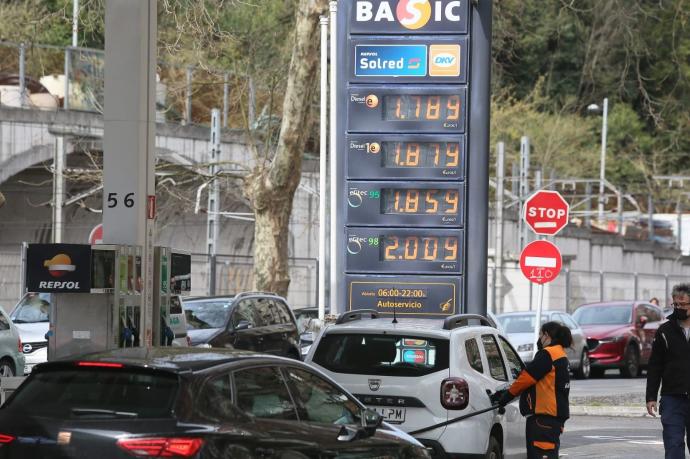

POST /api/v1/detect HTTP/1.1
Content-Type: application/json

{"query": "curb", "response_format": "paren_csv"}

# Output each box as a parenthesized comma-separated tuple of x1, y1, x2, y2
(570, 405, 652, 417)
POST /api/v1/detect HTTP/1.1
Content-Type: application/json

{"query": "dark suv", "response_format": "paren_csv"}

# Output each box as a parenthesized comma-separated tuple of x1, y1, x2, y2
(184, 292, 301, 359)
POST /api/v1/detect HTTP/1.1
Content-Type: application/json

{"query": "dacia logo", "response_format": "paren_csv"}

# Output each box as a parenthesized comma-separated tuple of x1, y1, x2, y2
(356, 0, 463, 30)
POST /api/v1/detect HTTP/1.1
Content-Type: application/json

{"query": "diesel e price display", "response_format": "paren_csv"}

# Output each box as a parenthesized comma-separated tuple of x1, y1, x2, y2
(347, 134, 465, 180)
(348, 86, 466, 133)
(346, 228, 463, 275)
(347, 181, 463, 226)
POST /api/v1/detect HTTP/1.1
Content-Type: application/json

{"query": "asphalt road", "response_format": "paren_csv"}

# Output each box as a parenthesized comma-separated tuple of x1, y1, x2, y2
(570, 370, 647, 399)
(561, 415, 665, 458)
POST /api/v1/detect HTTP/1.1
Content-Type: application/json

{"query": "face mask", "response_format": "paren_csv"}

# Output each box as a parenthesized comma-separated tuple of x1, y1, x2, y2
(676, 308, 689, 320)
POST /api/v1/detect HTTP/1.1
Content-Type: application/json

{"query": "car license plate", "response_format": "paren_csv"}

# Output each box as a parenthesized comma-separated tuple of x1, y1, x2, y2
(372, 406, 406, 424)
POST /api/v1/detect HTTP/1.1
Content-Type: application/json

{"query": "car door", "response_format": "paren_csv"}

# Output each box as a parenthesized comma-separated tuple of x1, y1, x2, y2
(496, 335, 527, 459)
(638, 305, 660, 364)
(271, 299, 299, 357)
(0, 310, 18, 377)
(228, 299, 262, 351)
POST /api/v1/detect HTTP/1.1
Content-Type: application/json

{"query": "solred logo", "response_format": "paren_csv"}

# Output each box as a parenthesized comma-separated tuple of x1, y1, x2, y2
(44, 254, 76, 278)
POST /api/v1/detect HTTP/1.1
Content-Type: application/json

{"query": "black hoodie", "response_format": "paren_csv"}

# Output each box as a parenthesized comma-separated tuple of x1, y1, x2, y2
(646, 311, 690, 402)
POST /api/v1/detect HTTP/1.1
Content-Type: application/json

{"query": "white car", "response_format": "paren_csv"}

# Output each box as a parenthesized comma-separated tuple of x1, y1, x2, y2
(305, 311, 527, 459)
(9, 293, 50, 374)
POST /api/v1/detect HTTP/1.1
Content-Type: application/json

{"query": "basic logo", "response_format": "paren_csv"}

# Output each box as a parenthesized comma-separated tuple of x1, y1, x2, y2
(44, 254, 76, 278)
(429, 44, 460, 77)
(369, 378, 382, 391)
(355, 1, 464, 30)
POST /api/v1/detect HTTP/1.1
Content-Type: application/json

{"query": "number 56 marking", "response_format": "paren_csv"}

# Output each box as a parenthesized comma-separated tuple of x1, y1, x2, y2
(107, 192, 135, 208)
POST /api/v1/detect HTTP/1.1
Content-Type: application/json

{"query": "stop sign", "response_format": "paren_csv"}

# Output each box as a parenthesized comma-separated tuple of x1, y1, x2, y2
(524, 190, 569, 236)
(88, 223, 103, 244)
(520, 240, 562, 284)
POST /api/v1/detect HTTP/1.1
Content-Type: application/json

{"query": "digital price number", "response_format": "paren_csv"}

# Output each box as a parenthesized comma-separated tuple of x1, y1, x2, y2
(383, 95, 461, 122)
(346, 229, 462, 274)
(382, 189, 459, 215)
(381, 235, 458, 262)
(382, 142, 460, 168)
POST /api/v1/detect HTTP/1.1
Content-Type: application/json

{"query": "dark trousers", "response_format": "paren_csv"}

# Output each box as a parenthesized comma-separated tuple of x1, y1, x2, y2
(526, 415, 564, 459)
(660, 395, 690, 459)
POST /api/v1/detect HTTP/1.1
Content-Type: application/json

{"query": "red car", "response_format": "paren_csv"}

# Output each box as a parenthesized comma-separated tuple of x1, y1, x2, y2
(572, 301, 665, 378)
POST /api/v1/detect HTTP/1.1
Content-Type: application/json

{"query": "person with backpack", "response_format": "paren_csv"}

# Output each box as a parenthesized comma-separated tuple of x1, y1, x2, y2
(492, 321, 572, 459)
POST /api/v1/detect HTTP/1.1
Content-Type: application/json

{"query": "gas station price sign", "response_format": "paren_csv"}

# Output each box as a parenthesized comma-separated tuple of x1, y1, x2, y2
(338, 0, 472, 318)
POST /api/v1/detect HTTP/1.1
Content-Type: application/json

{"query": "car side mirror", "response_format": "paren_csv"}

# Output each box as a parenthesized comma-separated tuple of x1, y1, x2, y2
(361, 408, 383, 437)
(234, 320, 251, 331)
(637, 316, 648, 329)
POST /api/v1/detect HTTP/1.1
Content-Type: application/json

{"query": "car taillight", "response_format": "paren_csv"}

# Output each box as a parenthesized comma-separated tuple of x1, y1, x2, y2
(117, 437, 204, 457)
(440, 377, 469, 410)
(0, 433, 15, 444)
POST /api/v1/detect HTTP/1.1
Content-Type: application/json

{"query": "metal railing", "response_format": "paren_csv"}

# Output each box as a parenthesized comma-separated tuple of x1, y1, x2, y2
(489, 265, 685, 314)
(0, 40, 259, 128)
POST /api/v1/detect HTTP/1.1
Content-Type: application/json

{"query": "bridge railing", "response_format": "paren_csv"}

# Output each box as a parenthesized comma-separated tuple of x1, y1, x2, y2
(0, 40, 257, 128)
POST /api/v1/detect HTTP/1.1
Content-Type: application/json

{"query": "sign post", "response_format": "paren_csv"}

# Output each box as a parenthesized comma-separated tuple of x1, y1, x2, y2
(336, 0, 491, 318)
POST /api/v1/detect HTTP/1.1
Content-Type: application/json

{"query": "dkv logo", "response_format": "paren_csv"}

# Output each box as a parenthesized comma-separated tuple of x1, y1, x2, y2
(429, 44, 460, 76)
(356, 0, 463, 30)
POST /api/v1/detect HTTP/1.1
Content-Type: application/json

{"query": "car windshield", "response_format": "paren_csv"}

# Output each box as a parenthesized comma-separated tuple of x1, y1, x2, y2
(184, 300, 232, 330)
(498, 314, 548, 334)
(5, 367, 178, 418)
(573, 305, 632, 326)
(312, 333, 449, 377)
(10, 293, 51, 323)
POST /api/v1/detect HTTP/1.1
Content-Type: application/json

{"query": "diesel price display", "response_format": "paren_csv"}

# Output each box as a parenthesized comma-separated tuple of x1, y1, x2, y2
(384, 95, 460, 121)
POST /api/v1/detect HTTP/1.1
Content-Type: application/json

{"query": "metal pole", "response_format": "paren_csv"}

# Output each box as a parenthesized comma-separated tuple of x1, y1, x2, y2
(665, 274, 669, 307)
(491, 267, 496, 313)
(535, 168, 542, 191)
(584, 182, 592, 228)
(598, 97, 608, 222)
(465, 0, 493, 315)
(222, 73, 229, 128)
(565, 268, 571, 312)
(600, 271, 604, 302)
(318, 15, 329, 321)
(248, 77, 256, 128)
(518, 136, 530, 249)
(72, 0, 79, 47)
(64, 47, 71, 110)
(207, 109, 221, 295)
(511, 163, 518, 199)
(18, 43, 26, 107)
(648, 194, 654, 241)
(495, 142, 505, 313)
(634, 272, 638, 300)
(185, 66, 193, 125)
(617, 190, 624, 235)
(678, 200, 683, 251)
(533, 282, 544, 359)
(329, 1, 338, 314)
(53, 137, 65, 243)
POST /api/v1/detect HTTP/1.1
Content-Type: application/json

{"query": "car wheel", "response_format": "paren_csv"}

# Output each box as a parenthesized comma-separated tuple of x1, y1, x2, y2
(575, 350, 590, 379)
(0, 359, 14, 378)
(590, 367, 605, 378)
(620, 345, 639, 378)
(485, 435, 502, 459)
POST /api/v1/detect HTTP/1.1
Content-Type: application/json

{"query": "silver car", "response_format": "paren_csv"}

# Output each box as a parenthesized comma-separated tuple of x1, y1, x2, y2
(497, 310, 590, 379)
(0, 307, 25, 378)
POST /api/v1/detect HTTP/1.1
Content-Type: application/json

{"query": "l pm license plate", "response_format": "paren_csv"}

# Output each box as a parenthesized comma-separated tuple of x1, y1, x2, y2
(373, 406, 406, 424)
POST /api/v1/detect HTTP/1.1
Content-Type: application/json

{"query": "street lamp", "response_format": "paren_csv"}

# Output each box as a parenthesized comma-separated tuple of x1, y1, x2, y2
(587, 98, 609, 223)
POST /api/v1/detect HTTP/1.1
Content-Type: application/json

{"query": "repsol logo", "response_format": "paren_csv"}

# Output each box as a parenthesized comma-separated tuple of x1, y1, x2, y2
(39, 281, 80, 289)
(356, 1, 463, 30)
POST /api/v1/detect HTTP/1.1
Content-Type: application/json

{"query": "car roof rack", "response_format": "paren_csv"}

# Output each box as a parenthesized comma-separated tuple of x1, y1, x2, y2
(335, 309, 380, 325)
(234, 291, 279, 299)
(443, 314, 495, 330)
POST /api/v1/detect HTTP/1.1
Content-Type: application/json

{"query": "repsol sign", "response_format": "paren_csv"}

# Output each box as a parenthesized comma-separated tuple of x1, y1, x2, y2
(26, 244, 92, 293)
(349, 0, 469, 34)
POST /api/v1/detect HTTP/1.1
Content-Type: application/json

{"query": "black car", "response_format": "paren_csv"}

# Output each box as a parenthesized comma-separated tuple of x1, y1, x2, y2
(184, 293, 301, 359)
(0, 347, 430, 458)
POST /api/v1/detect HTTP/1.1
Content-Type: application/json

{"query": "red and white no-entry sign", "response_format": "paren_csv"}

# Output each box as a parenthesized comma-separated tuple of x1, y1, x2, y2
(524, 190, 569, 236)
(88, 223, 103, 245)
(520, 240, 562, 284)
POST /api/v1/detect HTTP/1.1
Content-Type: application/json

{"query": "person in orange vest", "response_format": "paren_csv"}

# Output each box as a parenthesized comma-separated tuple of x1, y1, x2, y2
(492, 321, 572, 459)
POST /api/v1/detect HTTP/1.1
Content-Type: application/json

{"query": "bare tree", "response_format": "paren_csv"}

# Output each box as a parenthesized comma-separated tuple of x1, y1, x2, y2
(244, 0, 327, 296)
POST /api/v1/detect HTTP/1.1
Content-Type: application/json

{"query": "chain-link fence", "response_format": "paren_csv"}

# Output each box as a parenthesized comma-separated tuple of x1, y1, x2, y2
(490, 265, 686, 314)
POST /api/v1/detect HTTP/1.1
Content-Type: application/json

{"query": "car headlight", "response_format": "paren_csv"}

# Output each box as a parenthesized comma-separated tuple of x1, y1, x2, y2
(517, 343, 533, 352)
(598, 336, 625, 344)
